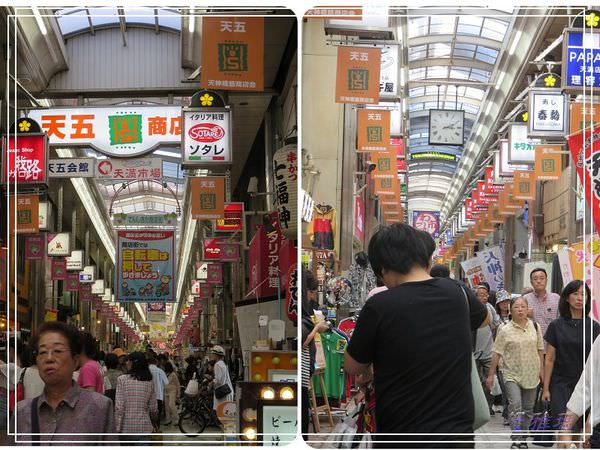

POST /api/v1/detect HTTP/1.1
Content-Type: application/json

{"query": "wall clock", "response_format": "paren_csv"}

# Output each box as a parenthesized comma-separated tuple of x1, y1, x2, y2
(428, 109, 465, 146)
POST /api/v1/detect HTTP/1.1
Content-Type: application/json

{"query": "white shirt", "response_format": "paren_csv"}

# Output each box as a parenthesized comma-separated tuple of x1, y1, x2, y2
(149, 364, 169, 401)
(566, 336, 600, 427)
(213, 360, 233, 411)
(22, 366, 45, 399)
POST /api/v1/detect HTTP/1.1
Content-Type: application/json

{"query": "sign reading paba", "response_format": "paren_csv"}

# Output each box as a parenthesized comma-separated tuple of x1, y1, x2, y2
(182, 109, 231, 165)
(27, 106, 182, 157)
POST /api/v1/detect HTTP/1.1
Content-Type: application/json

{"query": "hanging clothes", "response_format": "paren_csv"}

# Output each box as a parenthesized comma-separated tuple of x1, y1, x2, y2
(306, 205, 336, 250)
(312, 328, 348, 402)
(348, 262, 377, 308)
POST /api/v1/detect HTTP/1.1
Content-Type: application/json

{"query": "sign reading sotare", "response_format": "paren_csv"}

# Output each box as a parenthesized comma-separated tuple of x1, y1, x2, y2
(182, 109, 232, 165)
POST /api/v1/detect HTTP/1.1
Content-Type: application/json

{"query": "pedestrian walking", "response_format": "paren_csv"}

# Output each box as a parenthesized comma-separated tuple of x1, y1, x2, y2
(147, 354, 169, 430)
(103, 353, 123, 405)
(210, 346, 234, 413)
(345, 223, 490, 448)
(18, 343, 45, 400)
(77, 332, 104, 394)
(542, 281, 599, 432)
(523, 268, 560, 351)
(163, 362, 180, 426)
(115, 351, 158, 443)
(486, 297, 544, 448)
(14, 321, 115, 443)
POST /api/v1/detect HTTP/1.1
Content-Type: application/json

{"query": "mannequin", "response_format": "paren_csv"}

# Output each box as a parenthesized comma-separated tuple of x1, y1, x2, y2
(348, 252, 377, 308)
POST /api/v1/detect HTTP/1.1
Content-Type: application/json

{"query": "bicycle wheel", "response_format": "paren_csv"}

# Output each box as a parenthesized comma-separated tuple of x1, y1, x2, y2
(178, 411, 207, 436)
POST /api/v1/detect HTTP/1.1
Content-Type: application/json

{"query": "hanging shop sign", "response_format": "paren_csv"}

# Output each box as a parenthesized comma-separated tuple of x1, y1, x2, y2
(199, 282, 213, 299)
(25, 234, 44, 260)
(335, 46, 381, 104)
(460, 256, 486, 289)
(357, 109, 390, 152)
(412, 211, 441, 238)
(567, 125, 600, 232)
(113, 213, 177, 228)
(191, 280, 201, 296)
(147, 303, 166, 323)
(48, 158, 95, 178)
(80, 265, 95, 283)
(496, 139, 529, 178)
(534, 145, 562, 180)
(354, 195, 365, 243)
(219, 242, 240, 262)
(190, 176, 225, 220)
(38, 202, 49, 230)
(528, 89, 568, 137)
(203, 237, 227, 260)
(373, 176, 400, 196)
(305, 7, 362, 19)
(391, 136, 404, 158)
(47, 232, 70, 256)
(200, 17, 264, 92)
(465, 199, 474, 221)
(214, 203, 244, 232)
(266, 212, 283, 290)
(379, 45, 399, 97)
(91, 278, 104, 296)
(27, 106, 182, 157)
(488, 205, 504, 224)
(273, 144, 298, 240)
(8, 195, 39, 234)
(96, 158, 161, 180)
(512, 171, 536, 201)
(1, 134, 48, 185)
(561, 28, 600, 92)
(509, 123, 541, 165)
(484, 167, 503, 195)
(207, 263, 223, 284)
(478, 246, 505, 291)
(409, 151, 457, 162)
(64, 273, 79, 292)
(286, 266, 298, 323)
(51, 258, 67, 280)
(371, 149, 396, 179)
(570, 101, 600, 135)
(115, 230, 175, 302)
(182, 109, 232, 164)
(66, 250, 84, 271)
(196, 262, 208, 280)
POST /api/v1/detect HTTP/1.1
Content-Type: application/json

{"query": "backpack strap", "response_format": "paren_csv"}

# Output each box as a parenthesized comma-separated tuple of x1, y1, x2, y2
(30, 395, 40, 445)
(19, 367, 26, 384)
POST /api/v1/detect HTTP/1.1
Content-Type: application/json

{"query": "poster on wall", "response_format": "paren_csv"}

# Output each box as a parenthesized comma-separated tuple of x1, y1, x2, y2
(567, 237, 600, 322)
(116, 230, 175, 302)
(412, 211, 440, 238)
(478, 246, 505, 291)
(460, 256, 486, 289)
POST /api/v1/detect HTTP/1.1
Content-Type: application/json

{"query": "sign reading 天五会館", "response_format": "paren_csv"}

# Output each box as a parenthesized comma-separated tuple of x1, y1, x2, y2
(116, 230, 175, 303)
(336, 46, 381, 104)
(200, 17, 264, 92)
(27, 107, 182, 157)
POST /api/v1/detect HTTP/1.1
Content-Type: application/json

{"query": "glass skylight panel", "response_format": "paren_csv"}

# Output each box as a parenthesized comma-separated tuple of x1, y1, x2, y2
(469, 68, 491, 82)
(124, 7, 156, 25)
(89, 7, 119, 27)
(456, 16, 483, 35)
(449, 67, 470, 80)
(409, 103, 424, 112)
(463, 103, 479, 115)
(427, 66, 449, 79)
(157, 9, 182, 30)
(464, 87, 485, 100)
(409, 87, 425, 96)
(481, 18, 508, 41)
(408, 16, 429, 37)
(409, 45, 427, 60)
(409, 67, 427, 80)
(428, 43, 451, 58)
(429, 15, 455, 34)
(55, 10, 89, 35)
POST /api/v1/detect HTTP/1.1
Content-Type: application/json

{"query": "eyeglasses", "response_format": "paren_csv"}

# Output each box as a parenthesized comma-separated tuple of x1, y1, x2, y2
(35, 347, 71, 358)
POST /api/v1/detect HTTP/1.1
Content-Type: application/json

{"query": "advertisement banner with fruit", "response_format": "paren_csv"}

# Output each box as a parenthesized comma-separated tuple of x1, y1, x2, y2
(182, 109, 231, 165)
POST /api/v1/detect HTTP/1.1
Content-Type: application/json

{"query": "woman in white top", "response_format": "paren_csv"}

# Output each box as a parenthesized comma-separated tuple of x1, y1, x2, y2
(209, 346, 233, 413)
(19, 344, 45, 399)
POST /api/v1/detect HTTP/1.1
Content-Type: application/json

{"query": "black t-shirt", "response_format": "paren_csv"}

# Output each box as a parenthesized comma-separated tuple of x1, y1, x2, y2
(544, 316, 600, 379)
(346, 277, 488, 441)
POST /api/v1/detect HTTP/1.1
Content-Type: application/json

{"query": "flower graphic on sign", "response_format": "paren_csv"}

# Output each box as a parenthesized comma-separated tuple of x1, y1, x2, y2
(586, 12, 599, 27)
(200, 94, 214, 106)
(521, 112, 529, 122)
(544, 74, 557, 87)
(18, 120, 31, 132)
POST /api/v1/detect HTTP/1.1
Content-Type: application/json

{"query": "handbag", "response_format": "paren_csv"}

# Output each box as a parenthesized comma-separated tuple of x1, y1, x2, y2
(530, 400, 554, 447)
(184, 374, 199, 396)
(214, 383, 232, 400)
(458, 284, 491, 430)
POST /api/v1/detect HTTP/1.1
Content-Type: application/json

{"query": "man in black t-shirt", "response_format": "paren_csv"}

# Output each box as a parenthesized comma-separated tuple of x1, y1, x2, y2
(345, 223, 490, 448)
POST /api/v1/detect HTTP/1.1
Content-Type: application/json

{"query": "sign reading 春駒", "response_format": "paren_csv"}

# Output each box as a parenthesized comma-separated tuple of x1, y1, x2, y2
(528, 89, 568, 136)
(48, 158, 95, 178)
(116, 230, 175, 302)
(190, 177, 225, 220)
(182, 109, 231, 164)
(200, 17, 264, 92)
(336, 46, 381, 104)
(357, 109, 390, 152)
(2, 134, 48, 185)
(27, 107, 182, 157)
(96, 158, 162, 180)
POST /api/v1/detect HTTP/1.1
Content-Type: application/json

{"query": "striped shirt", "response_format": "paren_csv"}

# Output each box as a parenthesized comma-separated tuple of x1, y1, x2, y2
(523, 291, 560, 349)
(301, 346, 311, 388)
(115, 374, 157, 434)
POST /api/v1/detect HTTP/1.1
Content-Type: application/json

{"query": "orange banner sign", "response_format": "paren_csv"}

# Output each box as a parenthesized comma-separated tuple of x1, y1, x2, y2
(336, 46, 381, 104)
(534, 145, 562, 181)
(190, 177, 225, 220)
(512, 171, 536, 201)
(371, 149, 396, 180)
(357, 109, 390, 152)
(200, 17, 264, 92)
(373, 176, 399, 197)
(8, 194, 39, 234)
(569, 101, 600, 135)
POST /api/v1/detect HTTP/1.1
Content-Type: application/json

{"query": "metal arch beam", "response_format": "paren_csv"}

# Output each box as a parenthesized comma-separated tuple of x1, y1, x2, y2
(406, 93, 482, 109)
(409, 56, 495, 73)
(409, 78, 494, 88)
(407, 190, 447, 200)
(409, 34, 503, 51)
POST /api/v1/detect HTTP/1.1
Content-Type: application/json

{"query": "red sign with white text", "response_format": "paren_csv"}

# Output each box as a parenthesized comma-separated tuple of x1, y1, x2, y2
(203, 237, 227, 260)
(2, 134, 48, 185)
(214, 203, 244, 232)
(354, 196, 365, 242)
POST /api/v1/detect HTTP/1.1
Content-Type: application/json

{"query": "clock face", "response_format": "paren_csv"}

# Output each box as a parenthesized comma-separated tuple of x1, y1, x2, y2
(428, 109, 465, 146)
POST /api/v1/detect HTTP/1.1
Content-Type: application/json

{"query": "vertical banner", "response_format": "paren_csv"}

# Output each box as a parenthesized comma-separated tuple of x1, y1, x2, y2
(412, 211, 441, 238)
(51, 259, 67, 280)
(286, 266, 298, 323)
(460, 256, 486, 288)
(534, 145, 562, 180)
(190, 176, 225, 220)
(512, 171, 536, 201)
(2, 134, 48, 185)
(567, 126, 600, 232)
(207, 263, 223, 284)
(25, 234, 44, 260)
(8, 195, 39, 234)
(200, 17, 264, 91)
(272, 144, 298, 240)
(116, 230, 175, 302)
(371, 148, 396, 179)
(354, 196, 365, 243)
(478, 246, 505, 291)
(64, 272, 80, 292)
(357, 109, 390, 151)
(335, 46, 381, 104)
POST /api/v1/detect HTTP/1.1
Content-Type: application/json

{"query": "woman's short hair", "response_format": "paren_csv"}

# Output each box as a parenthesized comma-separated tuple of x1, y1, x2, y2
(127, 351, 152, 382)
(80, 332, 98, 359)
(31, 321, 83, 356)
(509, 296, 528, 310)
(368, 223, 431, 277)
(105, 353, 119, 370)
(559, 280, 591, 318)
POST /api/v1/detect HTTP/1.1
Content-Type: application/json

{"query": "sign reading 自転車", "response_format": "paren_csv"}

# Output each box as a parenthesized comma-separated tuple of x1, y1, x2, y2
(96, 158, 162, 179)
(27, 107, 182, 157)
(562, 28, 600, 92)
(182, 109, 231, 165)
(48, 158, 95, 178)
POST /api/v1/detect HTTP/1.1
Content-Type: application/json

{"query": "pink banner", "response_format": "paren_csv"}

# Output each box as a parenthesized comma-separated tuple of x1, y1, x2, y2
(51, 258, 67, 280)
(25, 234, 44, 260)
(64, 272, 79, 292)
(207, 263, 223, 284)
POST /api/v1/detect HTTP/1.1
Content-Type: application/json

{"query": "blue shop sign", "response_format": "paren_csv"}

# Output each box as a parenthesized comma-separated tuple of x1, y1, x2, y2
(564, 29, 600, 88)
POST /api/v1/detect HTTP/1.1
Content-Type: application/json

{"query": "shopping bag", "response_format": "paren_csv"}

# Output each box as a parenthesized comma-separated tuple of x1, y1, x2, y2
(357, 432, 372, 448)
(530, 401, 554, 447)
(326, 416, 358, 449)
(490, 375, 502, 397)
(184, 374, 199, 396)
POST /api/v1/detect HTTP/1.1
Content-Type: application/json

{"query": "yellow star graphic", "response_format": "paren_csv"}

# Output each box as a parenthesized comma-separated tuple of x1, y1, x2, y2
(544, 74, 556, 87)
(18, 120, 31, 132)
(522, 112, 529, 122)
(200, 93, 214, 106)
(586, 12, 599, 27)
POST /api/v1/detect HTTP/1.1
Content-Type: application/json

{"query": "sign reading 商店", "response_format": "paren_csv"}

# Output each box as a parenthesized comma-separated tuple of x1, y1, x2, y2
(27, 107, 182, 157)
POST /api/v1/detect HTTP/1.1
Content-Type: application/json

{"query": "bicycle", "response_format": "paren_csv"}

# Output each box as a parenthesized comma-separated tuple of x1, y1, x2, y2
(178, 380, 221, 436)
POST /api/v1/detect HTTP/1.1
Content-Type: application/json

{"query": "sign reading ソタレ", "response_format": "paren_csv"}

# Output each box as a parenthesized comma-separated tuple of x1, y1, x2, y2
(182, 109, 231, 164)
(2, 134, 48, 185)
(27, 107, 182, 157)
(273, 145, 298, 240)
(412, 211, 440, 239)
(116, 230, 175, 302)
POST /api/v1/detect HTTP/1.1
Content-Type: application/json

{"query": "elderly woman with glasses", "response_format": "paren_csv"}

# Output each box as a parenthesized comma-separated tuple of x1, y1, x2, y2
(14, 321, 115, 443)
